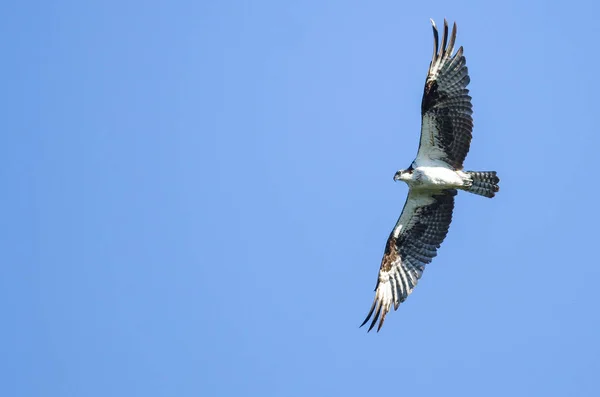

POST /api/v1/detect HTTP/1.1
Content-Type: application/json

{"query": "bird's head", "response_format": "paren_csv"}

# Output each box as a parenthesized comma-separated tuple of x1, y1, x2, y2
(393, 167, 413, 182)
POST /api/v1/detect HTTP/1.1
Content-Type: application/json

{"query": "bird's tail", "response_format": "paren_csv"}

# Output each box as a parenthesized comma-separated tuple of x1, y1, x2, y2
(464, 171, 500, 198)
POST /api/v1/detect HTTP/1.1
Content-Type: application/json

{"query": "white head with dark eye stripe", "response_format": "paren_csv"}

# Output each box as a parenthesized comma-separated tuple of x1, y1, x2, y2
(393, 166, 414, 182)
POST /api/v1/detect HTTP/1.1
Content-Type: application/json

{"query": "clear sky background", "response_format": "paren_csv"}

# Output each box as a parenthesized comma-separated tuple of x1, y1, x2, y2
(3, 1, 600, 396)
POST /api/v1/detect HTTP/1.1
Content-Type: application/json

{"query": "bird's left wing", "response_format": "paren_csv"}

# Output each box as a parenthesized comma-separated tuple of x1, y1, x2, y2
(361, 189, 456, 332)
(417, 19, 473, 170)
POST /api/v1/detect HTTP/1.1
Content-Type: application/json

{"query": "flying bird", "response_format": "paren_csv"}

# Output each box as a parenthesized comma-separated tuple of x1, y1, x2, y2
(361, 19, 500, 332)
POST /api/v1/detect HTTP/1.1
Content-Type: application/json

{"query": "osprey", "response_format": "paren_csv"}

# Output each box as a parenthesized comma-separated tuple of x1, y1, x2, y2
(361, 19, 500, 332)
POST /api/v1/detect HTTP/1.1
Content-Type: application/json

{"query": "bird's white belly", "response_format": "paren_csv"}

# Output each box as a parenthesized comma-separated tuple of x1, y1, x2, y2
(413, 166, 464, 188)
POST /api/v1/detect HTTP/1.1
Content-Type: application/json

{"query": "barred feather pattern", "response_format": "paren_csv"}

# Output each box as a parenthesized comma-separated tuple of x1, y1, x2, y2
(466, 171, 500, 198)
(418, 19, 473, 170)
(361, 189, 456, 332)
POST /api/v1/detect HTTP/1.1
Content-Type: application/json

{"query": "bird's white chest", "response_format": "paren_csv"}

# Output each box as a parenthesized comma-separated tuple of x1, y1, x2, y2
(411, 166, 463, 188)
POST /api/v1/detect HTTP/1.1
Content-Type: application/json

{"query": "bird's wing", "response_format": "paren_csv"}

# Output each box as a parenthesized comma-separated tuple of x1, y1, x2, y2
(417, 19, 473, 170)
(361, 188, 456, 332)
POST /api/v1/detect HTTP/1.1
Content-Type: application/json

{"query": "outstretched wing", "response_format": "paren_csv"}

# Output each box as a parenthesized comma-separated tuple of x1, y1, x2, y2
(417, 19, 473, 170)
(361, 189, 456, 332)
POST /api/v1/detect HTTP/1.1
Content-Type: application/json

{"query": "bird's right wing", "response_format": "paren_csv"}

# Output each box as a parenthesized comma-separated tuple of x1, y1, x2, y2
(361, 189, 456, 332)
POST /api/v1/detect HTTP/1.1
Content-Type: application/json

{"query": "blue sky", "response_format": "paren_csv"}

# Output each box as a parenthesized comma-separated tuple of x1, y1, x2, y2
(3, 0, 600, 396)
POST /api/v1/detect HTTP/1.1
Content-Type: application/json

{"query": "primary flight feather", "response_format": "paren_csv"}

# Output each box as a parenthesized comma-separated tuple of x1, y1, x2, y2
(361, 19, 500, 332)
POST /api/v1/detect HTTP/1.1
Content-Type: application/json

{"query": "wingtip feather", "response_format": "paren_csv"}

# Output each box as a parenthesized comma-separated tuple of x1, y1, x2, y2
(368, 300, 383, 332)
(440, 19, 449, 59)
(377, 310, 388, 332)
(431, 19, 439, 63)
(360, 300, 377, 329)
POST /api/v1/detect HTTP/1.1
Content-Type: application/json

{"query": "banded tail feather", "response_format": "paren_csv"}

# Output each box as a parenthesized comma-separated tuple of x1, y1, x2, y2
(465, 171, 500, 198)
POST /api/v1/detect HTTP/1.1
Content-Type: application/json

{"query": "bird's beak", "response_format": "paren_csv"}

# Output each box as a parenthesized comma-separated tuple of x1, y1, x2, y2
(393, 173, 400, 182)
